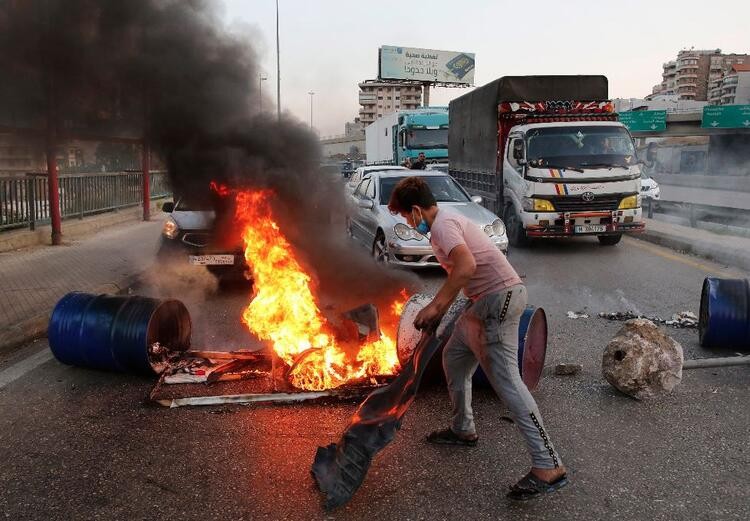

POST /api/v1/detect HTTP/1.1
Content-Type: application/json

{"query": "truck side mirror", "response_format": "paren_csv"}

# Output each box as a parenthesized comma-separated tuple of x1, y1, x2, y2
(162, 201, 174, 213)
(512, 141, 526, 163)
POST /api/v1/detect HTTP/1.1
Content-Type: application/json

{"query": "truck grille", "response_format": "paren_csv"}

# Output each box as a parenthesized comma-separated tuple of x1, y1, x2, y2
(549, 195, 620, 212)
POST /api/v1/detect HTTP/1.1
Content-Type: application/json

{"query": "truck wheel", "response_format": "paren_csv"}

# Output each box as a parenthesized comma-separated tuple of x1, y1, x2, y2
(505, 206, 530, 247)
(598, 234, 622, 246)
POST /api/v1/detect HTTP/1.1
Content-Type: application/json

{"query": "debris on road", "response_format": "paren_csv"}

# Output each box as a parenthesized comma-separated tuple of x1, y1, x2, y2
(554, 363, 583, 376)
(665, 311, 698, 328)
(598, 310, 698, 329)
(602, 319, 684, 400)
(566, 311, 589, 319)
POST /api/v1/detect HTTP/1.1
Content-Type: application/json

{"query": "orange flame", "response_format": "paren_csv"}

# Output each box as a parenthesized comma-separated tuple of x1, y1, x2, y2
(233, 189, 408, 391)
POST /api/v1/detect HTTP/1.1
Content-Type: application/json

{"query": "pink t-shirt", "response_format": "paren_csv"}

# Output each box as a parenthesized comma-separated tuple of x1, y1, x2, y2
(429, 208, 522, 299)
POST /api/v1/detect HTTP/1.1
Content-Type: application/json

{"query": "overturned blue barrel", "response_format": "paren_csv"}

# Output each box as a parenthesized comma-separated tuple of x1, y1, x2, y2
(474, 306, 548, 390)
(49, 292, 192, 374)
(699, 278, 750, 351)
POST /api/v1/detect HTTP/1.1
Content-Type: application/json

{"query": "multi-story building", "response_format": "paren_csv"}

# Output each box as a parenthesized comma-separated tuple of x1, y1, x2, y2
(651, 49, 749, 101)
(709, 64, 750, 105)
(357, 80, 422, 126)
(659, 60, 677, 96)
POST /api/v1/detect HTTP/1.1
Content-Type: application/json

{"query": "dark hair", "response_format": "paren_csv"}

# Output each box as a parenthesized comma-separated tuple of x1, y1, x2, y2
(387, 176, 436, 214)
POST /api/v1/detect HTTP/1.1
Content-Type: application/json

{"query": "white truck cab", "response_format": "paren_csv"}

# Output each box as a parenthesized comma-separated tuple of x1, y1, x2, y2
(502, 121, 643, 246)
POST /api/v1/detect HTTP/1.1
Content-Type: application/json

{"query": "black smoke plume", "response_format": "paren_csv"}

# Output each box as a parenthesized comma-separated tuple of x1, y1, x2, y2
(0, 0, 417, 310)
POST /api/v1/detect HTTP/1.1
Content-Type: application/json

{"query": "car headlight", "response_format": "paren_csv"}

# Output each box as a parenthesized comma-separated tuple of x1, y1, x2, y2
(483, 218, 506, 237)
(393, 222, 425, 241)
(522, 198, 556, 212)
(162, 218, 179, 239)
(618, 195, 641, 209)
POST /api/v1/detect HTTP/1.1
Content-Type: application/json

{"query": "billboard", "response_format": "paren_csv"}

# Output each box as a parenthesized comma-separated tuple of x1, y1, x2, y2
(379, 46, 475, 85)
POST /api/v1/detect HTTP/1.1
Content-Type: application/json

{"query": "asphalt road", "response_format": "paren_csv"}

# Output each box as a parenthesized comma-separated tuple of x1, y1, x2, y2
(1, 233, 748, 520)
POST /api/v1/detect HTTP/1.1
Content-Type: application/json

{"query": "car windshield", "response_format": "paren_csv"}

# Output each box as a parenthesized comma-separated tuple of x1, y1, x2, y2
(175, 198, 213, 211)
(379, 175, 469, 205)
(526, 126, 636, 170)
(406, 129, 448, 150)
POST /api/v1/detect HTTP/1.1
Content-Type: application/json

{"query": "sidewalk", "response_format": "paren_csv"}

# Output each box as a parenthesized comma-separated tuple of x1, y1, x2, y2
(637, 217, 750, 272)
(0, 220, 162, 351)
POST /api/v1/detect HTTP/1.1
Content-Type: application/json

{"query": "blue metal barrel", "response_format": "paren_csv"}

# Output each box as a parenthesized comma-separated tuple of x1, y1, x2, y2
(474, 306, 548, 390)
(48, 292, 192, 374)
(699, 278, 750, 351)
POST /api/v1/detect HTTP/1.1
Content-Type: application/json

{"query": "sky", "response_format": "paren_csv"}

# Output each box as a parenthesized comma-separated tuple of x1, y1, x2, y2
(220, 0, 750, 137)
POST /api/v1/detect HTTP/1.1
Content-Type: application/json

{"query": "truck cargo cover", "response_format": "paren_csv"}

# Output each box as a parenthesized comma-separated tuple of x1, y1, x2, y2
(449, 76, 608, 174)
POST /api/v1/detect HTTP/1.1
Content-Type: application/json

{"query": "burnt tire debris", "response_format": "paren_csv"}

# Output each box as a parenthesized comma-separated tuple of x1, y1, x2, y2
(311, 326, 449, 510)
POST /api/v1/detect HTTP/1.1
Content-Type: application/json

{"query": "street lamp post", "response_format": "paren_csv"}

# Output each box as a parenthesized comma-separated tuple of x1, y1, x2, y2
(258, 73, 267, 112)
(308, 91, 314, 130)
(276, 0, 281, 121)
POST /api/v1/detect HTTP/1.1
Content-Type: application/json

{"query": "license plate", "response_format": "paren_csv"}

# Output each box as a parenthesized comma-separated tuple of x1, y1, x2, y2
(188, 254, 235, 265)
(574, 225, 606, 234)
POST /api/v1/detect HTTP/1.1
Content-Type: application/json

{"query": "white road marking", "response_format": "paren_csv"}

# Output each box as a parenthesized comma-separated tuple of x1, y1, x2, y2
(0, 349, 54, 389)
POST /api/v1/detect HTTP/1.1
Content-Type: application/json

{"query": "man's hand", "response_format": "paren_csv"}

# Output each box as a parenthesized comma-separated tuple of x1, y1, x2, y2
(414, 301, 445, 332)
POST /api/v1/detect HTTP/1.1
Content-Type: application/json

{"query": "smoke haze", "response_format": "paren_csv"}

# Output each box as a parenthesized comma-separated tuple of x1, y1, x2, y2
(0, 0, 416, 312)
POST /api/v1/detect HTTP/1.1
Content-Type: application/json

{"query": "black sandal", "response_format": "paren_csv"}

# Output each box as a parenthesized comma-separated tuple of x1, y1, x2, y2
(425, 428, 478, 447)
(507, 472, 569, 501)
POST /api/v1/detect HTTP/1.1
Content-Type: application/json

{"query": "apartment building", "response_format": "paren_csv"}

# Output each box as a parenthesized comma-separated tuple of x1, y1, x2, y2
(709, 64, 750, 105)
(651, 49, 749, 101)
(357, 80, 423, 126)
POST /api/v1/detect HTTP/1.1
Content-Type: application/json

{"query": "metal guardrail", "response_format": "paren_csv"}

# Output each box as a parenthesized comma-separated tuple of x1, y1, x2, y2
(0, 171, 171, 232)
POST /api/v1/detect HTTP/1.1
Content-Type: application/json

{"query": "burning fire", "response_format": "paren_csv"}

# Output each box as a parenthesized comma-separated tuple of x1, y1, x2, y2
(230, 188, 408, 391)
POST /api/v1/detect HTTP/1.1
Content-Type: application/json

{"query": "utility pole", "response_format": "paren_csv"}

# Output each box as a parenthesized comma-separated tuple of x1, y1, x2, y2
(308, 91, 314, 129)
(276, 0, 281, 121)
(259, 72, 267, 112)
(423, 82, 431, 107)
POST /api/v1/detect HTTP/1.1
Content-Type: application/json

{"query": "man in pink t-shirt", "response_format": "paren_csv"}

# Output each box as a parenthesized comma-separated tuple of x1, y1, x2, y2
(388, 176, 567, 501)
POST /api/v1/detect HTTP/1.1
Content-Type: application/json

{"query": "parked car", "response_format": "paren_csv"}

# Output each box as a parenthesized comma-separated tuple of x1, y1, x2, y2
(640, 172, 660, 201)
(157, 197, 248, 281)
(347, 171, 508, 268)
(346, 165, 408, 195)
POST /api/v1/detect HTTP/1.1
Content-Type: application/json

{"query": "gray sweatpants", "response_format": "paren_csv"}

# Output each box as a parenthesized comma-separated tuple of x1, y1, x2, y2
(443, 284, 562, 469)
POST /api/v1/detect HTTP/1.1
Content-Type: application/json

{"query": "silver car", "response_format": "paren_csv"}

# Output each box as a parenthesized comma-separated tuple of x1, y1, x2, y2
(346, 165, 409, 195)
(347, 171, 509, 268)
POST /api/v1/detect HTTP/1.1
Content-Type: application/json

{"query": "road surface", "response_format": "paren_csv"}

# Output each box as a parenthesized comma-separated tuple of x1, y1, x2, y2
(1, 233, 748, 520)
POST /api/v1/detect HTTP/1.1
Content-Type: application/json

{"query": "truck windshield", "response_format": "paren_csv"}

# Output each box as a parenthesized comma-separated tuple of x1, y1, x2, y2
(379, 175, 469, 205)
(526, 126, 636, 169)
(406, 129, 448, 150)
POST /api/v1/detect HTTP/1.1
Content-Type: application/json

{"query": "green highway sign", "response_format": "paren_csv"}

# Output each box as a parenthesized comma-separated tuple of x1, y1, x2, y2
(618, 110, 667, 132)
(701, 105, 750, 129)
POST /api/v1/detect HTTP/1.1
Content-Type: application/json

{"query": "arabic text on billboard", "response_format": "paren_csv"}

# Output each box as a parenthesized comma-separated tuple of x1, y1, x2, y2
(379, 46, 475, 85)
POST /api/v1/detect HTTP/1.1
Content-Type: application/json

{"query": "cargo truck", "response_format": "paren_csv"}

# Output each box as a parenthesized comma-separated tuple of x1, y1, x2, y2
(365, 107, 449, 165)
(449, 76, 644, 246)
